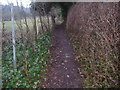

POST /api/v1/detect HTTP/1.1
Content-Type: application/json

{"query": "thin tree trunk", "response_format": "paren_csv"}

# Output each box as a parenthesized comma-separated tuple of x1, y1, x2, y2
(33, 15, 37, 41)
(42, 21, 49, 31)
(16, 0, 24, 43)
(51, 15, 55, 29)
(39, 13, 44, 34)
(43, 7, 49, 32)
(11, 3, 17, 69)
(16, 21, 24, 43)
(47, 15, 50, 31)
(2, 22, 5, 52)
(24, 15, 30, 34)
(20, 1, 30, 42)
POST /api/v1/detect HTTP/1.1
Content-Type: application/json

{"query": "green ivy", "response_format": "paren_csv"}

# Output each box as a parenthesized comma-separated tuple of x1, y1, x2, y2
(2, 32, 51, 88)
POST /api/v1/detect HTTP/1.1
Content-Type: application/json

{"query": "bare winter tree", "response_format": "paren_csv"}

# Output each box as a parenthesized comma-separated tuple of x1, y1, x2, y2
(30, 2, 46, 34)
(31, 6, 37, 41)
(20, 1, 30, 42)
(15, 0, 24, 43)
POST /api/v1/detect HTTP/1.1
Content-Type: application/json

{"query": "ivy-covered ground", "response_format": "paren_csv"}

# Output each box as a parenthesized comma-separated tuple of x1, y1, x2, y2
(2, 32, 51, 88)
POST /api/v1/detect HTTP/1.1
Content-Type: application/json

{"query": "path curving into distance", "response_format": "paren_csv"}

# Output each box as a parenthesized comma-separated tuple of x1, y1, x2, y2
(41, 24, 83, 88)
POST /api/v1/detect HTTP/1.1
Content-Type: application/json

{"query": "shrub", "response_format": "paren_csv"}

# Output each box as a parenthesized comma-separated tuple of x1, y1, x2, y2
(66, 2, 119, 88)
(2, 32, 51, 88)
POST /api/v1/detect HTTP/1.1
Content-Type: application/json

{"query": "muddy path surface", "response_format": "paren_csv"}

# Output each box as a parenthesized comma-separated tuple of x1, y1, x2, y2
(41, 24, 83, 88)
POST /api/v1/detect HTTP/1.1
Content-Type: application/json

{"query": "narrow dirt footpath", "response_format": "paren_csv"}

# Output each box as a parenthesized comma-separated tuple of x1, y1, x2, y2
(41, 24, 83, 88)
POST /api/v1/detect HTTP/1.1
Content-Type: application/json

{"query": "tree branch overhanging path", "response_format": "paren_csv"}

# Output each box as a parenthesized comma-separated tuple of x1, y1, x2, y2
(40, 24, 83, 88)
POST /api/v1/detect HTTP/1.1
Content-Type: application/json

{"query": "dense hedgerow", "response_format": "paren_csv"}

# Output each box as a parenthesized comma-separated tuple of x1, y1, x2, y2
(66, 2, 119, 88)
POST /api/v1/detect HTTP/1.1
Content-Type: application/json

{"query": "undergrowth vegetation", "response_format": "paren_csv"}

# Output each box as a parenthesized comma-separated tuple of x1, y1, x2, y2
(66, 2, 119, 88)
(2, 32, 51, 88)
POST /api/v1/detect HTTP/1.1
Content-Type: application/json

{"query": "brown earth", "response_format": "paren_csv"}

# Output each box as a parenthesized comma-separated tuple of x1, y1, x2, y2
(40, 24, 83, 88)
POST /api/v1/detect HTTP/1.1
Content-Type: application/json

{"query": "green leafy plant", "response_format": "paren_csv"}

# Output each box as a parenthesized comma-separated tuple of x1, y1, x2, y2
(2, 32, 51, 88)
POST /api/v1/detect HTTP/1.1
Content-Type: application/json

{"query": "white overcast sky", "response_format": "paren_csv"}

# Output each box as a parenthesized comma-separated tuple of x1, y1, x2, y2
(0, 0, 119, 7)
(0, 0, 31, 7)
